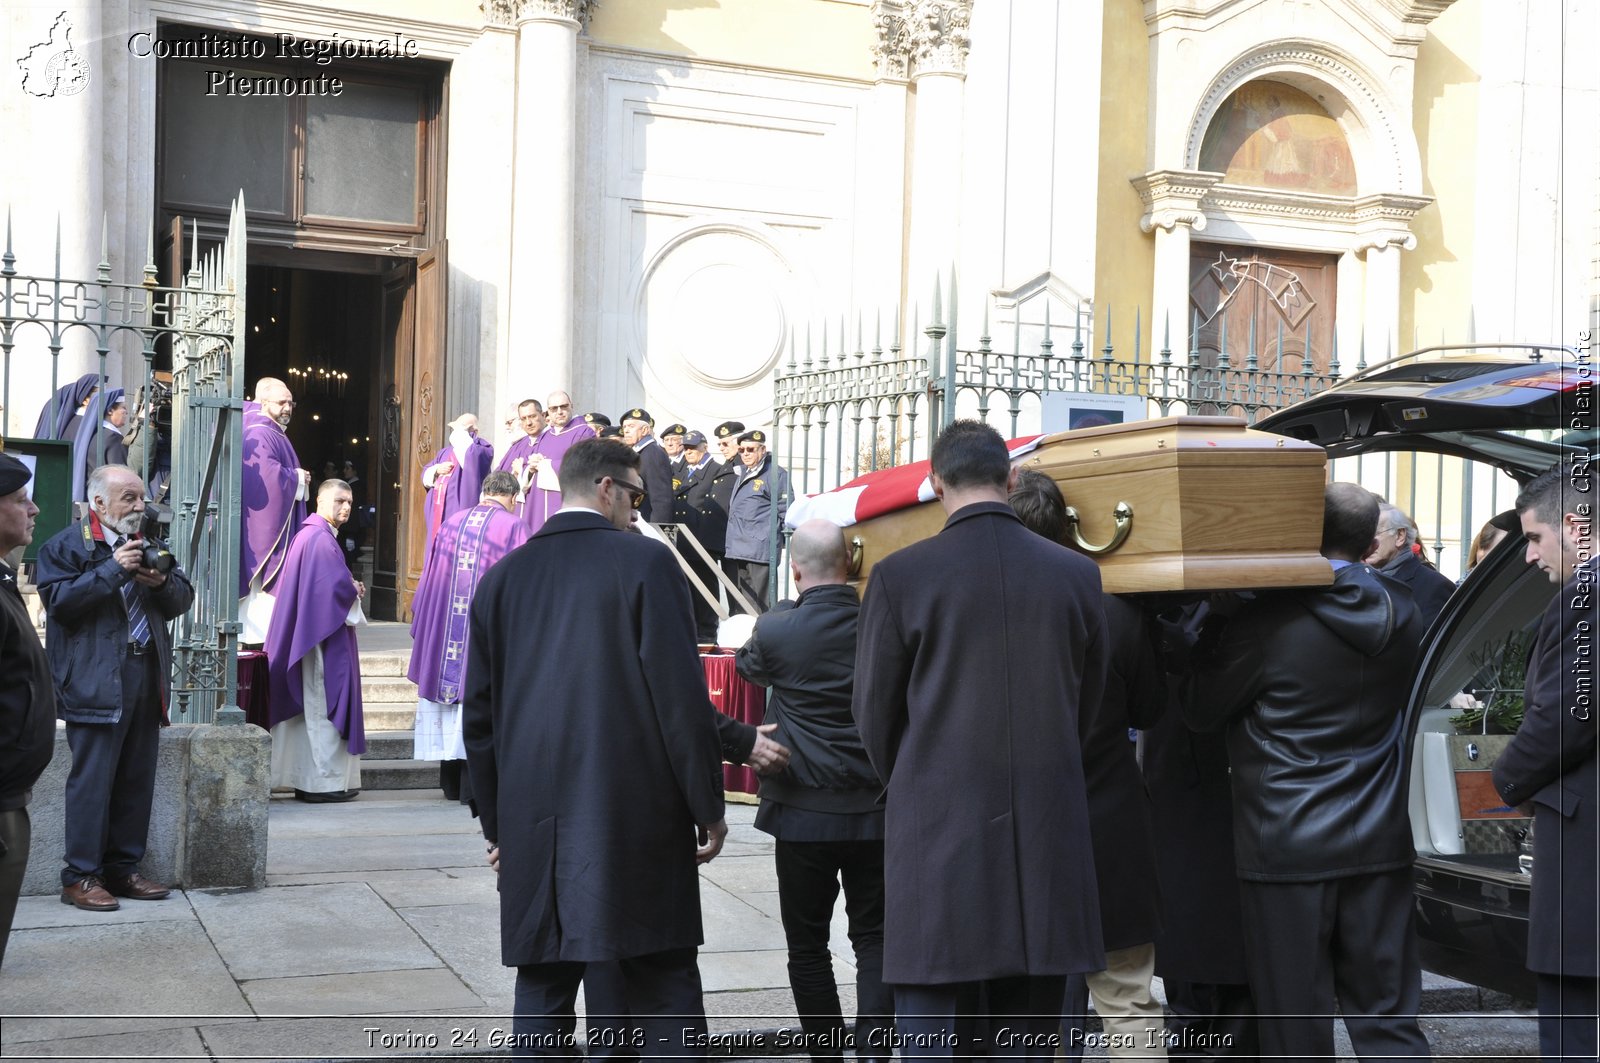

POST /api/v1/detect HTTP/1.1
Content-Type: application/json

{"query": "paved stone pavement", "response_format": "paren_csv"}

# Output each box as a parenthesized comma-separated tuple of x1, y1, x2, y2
(0, 788, 1526, 1062)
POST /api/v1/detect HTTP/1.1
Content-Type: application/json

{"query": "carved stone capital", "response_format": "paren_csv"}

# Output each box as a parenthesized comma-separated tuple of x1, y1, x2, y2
(870, 0, 971, 81)
(482, 0, 598, 29)
(1131, 169, 1226, 234)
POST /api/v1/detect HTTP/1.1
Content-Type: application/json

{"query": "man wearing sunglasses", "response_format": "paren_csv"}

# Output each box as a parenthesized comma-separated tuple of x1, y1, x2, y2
(723, 429, 790, 613)
(464, 438, 734, 1061)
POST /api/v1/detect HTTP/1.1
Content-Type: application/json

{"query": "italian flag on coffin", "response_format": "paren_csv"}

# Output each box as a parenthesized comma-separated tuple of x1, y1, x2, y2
(786, 434, 1045, 529)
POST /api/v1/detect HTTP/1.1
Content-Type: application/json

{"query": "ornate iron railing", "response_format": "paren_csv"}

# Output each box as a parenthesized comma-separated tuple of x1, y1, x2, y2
(0, 197, 247, 724)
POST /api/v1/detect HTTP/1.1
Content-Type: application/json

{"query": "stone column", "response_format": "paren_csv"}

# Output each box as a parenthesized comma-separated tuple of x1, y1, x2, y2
(483, 0, 594, 413)
(889, 0, 972, 301)
(864, 5, 913, 319)
(1133, 170, 1223, 359)
(1360, 233, 1412, 366)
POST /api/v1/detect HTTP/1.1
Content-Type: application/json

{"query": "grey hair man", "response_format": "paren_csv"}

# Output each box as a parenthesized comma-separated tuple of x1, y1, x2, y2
(36, 464, 195, 911)
(1365, 500, 1455, 625)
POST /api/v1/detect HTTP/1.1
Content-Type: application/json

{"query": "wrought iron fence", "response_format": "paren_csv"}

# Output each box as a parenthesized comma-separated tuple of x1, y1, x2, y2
(0, 197, 247, 724)
(769, 276, 1542, 596)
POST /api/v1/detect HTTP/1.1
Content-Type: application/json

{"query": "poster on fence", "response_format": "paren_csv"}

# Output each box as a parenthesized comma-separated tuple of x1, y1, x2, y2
(1039, 391, 1148, 434)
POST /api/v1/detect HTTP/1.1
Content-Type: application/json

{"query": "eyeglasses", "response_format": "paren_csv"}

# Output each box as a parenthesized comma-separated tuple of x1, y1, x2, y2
(738, 446, 761, 454)
(596, 476, 646, 509)
(549, 403, 571, 411)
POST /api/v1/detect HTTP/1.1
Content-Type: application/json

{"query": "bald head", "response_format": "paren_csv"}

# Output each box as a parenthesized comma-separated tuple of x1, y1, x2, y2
(255, 377, 294, 427)
(1322, 483, 1381, 562)
(788, 519, 849, 589)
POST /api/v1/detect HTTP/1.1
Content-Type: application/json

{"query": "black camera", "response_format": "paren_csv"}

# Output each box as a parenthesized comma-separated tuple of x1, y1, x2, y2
(136, 502, 176, 574)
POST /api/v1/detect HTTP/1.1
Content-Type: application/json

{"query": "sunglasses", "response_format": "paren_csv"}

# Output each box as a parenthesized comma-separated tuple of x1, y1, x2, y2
(738, 445, 761, 454)
(596, 476, 646, 509)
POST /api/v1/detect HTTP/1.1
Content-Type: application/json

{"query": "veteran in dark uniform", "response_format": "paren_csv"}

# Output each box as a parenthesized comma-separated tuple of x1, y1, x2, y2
(723, 429, 790, 614)
(621, 408, 674, 524)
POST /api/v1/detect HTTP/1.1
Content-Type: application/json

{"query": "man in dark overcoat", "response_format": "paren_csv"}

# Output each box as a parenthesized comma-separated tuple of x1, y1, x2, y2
(1007, 471, 1166, 1057)
(463, 438, 730, 1062)
(852, 420, 1108, 1058)
(1366, 502, 1455, 627)
(1493, 460, 1599, 1062)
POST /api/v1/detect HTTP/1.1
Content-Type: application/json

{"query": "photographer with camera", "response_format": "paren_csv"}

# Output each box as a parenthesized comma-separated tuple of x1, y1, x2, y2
(35, 464, 194, 912)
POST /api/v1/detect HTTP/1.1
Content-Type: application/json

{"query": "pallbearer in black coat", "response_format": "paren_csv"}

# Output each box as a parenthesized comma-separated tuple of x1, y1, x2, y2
(463, 439, 728, 1062)
(853, 421, 1108, 1060)
(1493, 462, 1600, 1063)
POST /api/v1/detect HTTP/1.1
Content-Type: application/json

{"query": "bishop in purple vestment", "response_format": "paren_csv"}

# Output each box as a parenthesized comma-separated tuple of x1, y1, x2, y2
(240, 379, 308, 599)
(408, 473, 528, 786)
(521, 397, 597, 533)
(423, 413, 494, 546)
(266, 480, 367, 800)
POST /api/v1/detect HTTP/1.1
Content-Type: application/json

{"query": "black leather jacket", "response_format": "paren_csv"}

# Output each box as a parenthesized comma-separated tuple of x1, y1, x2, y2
(1181, 563, 1425, 881)
(735, 583, 879, 813)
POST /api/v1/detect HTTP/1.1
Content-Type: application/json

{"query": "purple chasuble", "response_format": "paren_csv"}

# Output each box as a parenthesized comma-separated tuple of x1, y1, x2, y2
(424, 436, 493, 545)
(240, 409, 306, 597)
(522, 421, 596, 532)
(265, 515, 366, 754)
(407, 503, 530, 704)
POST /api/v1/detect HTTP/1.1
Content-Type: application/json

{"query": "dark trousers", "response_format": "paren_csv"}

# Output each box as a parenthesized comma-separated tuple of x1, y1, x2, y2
(62, 650, 161, 886)
(1239, 869, 1431, 1061)
(895, 975, 1067, 1063)
(774, 838, 893, 1063)
(722, 559, 770, 614)
(511, 948, 707, 1063)
(0, 807, 31, 968)
(1161, 978, 1260, 1060)
(1537, 973, 1598, 1063)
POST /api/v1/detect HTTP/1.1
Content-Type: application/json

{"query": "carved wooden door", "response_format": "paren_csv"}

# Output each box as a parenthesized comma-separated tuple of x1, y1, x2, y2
(1189, 243, 1338, 374)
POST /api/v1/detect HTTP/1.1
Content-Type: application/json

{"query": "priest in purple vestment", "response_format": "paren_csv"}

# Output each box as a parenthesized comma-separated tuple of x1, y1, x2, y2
(519, 389, 597, 533)
(422, 413, 493, 547)
(265, 478, 367, 802)
(407, 471, 529, 802)
(240, 378, 309, 642)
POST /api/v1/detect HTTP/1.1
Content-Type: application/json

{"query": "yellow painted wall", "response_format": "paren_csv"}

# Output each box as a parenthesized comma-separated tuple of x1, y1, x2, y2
(1092, 0, 1154, 360)
(588, 0, 874, 81)
(1405, 0, 1480, 349)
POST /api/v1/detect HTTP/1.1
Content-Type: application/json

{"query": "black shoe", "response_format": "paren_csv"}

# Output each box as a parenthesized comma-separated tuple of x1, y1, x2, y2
(294, 788, 359, 803)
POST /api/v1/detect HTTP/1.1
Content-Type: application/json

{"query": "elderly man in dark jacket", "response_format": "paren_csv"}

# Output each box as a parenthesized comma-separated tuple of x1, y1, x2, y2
(1182, 483, 1431, 1061)
(737, 519, 891, 1063)
(853, 420, 1107, 1059)
(1493, 460, 1599, 1062)
(0, 453, 54, 966)
(1366, 501, 1455, 627)
(37, 463, 194, 913)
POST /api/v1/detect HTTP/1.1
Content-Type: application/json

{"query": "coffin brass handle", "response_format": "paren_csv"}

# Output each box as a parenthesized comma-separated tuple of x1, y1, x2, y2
(848, 536, 864, 579)
(1064, 501, 1133, 556)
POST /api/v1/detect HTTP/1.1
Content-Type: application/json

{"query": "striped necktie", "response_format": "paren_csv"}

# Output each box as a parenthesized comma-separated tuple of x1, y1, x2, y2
(116, 538, 152, 646)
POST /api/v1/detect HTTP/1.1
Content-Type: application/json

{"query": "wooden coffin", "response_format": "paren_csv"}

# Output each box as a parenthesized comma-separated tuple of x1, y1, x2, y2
(848, 416, 1332, 594)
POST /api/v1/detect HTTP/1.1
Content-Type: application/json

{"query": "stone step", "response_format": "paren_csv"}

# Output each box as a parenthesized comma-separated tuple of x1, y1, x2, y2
(361, 731, 418, 762)
(362, 758, 441, 791)
(359, 652, 411, 678)
(364, 702, 417, 731)
(362, 676, 418, 703)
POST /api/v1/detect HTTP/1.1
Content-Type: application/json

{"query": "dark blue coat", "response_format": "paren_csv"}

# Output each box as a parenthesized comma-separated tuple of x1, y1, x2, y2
(853, 501, 1108, 983)
(1493, 559, 1599, 977)
(463, 510, 726, 967)
(35, 516, 193, 724)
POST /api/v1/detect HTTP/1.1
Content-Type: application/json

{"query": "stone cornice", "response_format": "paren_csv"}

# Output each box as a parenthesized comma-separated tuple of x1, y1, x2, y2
(1197, 183, 1434, 251)
(1144, 0, 1455, 50)
(870, 0, 971, 81)
(482, 0, 597, 29)
(1132, 169, 1226, 233)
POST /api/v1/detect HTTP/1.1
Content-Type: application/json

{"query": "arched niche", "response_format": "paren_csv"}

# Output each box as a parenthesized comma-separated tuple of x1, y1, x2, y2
(1198, 80, 1357, 196)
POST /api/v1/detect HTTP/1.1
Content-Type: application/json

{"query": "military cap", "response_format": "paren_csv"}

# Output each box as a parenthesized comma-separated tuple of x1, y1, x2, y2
(737, 429, 768, 445)
(583, 412, 612, 428)
(713, 421, 746, 440)
(683, 430, 708, 448)
(0, 451, 31, 496)
(621, 407, 654, 427)
(661, 423, 687, 439)
(599, 425, 625, 439)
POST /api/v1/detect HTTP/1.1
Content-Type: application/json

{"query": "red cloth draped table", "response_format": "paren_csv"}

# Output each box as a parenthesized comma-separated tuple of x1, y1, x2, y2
(702, 651, 763, 795)
(238, 650, 271, 730)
